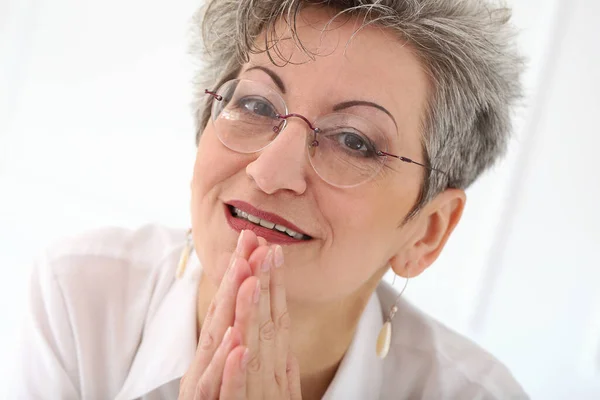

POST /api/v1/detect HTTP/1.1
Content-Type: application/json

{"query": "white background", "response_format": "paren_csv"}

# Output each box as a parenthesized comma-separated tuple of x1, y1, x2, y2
(1, 0, 599, 398)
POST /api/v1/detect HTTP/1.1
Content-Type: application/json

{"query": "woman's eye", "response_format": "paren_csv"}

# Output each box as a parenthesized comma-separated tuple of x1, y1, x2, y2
(335, 132, 376, 156)
(239, 97, 278, 118)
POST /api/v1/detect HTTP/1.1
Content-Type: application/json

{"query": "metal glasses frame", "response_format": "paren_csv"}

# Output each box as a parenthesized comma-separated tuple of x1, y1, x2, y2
(205, 88, 447, 177)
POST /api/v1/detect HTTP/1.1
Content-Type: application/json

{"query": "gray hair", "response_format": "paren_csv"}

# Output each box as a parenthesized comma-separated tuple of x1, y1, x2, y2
(190, 0, 523, 212)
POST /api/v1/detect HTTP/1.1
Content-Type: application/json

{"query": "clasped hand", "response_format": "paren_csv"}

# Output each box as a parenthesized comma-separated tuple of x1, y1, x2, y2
(179, 230, 302, 399)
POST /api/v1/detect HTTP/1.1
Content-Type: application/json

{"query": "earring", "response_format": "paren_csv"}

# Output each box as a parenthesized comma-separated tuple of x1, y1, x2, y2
(176, 229, 194, 279)
(376, 268, 410, 359)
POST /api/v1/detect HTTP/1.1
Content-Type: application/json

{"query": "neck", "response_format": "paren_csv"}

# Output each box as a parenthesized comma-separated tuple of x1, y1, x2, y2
(196, 277, 377, 400)
(288, 293, 370, 400)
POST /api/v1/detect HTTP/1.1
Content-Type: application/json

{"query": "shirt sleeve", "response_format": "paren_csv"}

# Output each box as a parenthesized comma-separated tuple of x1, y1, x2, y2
(9, 251, 81, 400)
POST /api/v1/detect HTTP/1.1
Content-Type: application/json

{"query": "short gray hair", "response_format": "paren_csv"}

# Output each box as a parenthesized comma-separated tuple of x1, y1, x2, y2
(190, 0, 523, 211)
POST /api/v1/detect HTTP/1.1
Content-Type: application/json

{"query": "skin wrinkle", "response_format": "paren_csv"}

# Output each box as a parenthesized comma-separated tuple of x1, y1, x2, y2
(239, 65, 401, 151)
(186, 1, 522, 397)
(190, 11, 468, 398)
(245, 67, 400, 133)
(193, 0, 523, 209)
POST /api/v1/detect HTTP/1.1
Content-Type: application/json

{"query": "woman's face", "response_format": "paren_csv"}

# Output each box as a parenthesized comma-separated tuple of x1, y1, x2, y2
(191, 8, 431, 304)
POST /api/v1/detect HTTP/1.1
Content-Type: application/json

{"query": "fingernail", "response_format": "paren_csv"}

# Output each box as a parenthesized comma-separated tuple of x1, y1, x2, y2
(253, 280, 260, 303)
(261, 249, 272, 272)
(228, 258, 238, 281)
(274, 245, 284, 268)
(240, 348, 250, 371)
(223, 326, 232, 344)
(236, 230, 245, 254)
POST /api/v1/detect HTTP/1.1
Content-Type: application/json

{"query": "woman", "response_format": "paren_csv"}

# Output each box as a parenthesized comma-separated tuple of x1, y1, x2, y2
(13, 0, 527, 399)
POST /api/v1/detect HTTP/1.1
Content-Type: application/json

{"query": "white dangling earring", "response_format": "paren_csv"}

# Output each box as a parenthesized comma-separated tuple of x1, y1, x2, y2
(376, 269, 410, 359)
(176, 229, 194, 279)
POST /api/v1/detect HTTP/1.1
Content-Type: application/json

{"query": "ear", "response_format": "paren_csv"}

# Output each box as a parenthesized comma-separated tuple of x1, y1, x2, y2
(390, 188, 466, 278)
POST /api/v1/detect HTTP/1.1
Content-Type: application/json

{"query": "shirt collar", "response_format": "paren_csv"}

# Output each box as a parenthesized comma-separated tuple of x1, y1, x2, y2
(115, 250, 202, 400)
(322, 290, 384, 400)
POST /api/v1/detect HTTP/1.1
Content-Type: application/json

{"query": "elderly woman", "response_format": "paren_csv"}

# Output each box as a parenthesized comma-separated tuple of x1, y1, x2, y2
(13, 0, 527, 399)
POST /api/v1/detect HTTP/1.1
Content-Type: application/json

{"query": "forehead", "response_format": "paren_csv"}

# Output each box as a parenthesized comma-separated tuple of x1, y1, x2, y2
(242, 7, 430, 139)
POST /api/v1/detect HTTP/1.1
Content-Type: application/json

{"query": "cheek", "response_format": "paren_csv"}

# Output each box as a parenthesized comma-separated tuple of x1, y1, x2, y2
(192, 129, 221, 193)
(323, 196, 395, 268)
(327, 192, 401, 236)
(191, 127, 246, 197)
(190, 129, 244, 285)
(323, 187, 416, 265)
(291, 198, 393, 303)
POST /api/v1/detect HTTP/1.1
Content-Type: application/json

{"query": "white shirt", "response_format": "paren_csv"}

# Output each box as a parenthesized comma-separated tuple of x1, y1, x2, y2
(11, 225, 528, 400)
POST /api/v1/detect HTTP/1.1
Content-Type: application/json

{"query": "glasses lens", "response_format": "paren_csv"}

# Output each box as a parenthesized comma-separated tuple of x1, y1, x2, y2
(309, 113, 388, 187)
(211, 79, 287, 153)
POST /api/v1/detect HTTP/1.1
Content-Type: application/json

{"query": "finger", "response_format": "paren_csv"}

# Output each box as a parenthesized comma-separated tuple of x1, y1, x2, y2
(190, 230, 258, 375)
(253, 247, 273, 339)
(199, 229, 253, 336)
(245, 243, 270, 276)
(182, 230, 261, 398)
(286, 353, 303, 400)
(194, 326, 240, 400)
(236, 229, 261, 260)
(257, 248, 278, 397)
(218, 229, 261, 280)
(270, 245, 290, 389)
(202, 230, 258, 331)
(233, 274, 262, 399)
(257, 236, 268, 247)
(188, 256, 252, 384)
(219, 346, 250, 400)
(247, 246, 275, 398)
(233, 275, 261, 354)
(219, 229, 260, 281)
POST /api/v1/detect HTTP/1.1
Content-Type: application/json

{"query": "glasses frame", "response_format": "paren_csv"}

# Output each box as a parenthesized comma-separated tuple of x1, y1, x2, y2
(204, 80, 446, 187)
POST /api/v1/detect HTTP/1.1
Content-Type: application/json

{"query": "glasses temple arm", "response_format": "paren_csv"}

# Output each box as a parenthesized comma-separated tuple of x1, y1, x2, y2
(204, 86, 447, 176)
(205, 89, 223, 101)
(377, 151, 447, 175)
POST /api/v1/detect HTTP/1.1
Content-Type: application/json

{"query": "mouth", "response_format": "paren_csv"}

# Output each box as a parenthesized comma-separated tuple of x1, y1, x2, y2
(224, 201, 313, 244)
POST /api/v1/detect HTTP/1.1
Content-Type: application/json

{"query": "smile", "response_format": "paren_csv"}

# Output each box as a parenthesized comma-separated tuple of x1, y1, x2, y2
(230, 206, 310, 240)
(225, 202, 312, 243)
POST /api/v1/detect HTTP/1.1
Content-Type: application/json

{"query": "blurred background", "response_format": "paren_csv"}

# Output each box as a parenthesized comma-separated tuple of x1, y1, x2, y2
(1, 0, 599, 398)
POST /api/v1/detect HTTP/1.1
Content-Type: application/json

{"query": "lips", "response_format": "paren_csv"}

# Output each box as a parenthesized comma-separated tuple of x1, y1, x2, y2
(224, 200, 312, 244)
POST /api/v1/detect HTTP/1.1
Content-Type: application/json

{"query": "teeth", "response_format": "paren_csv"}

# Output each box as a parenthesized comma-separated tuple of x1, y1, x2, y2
(259, 220, 275, 229)
(285, 228, 299, 237)
(231, 207, 307, 240)
(234, 209, 249, 219)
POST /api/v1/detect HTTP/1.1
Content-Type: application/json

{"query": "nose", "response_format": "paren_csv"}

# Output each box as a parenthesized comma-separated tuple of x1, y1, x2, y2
(245, 119, 311, 195)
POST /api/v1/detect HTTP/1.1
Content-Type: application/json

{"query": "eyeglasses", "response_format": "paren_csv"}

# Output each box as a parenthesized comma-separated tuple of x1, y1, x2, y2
(205, 79, 445, 188)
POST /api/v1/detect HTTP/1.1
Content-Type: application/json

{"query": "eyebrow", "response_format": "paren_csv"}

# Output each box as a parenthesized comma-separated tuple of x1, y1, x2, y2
(246, 66, 287, 93)
(333, 101, 398, 130)
(245, 66, 398, 129)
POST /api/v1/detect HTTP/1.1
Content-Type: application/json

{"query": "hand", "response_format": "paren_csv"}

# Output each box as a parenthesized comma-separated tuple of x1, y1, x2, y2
(179, 230, 302, 399)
